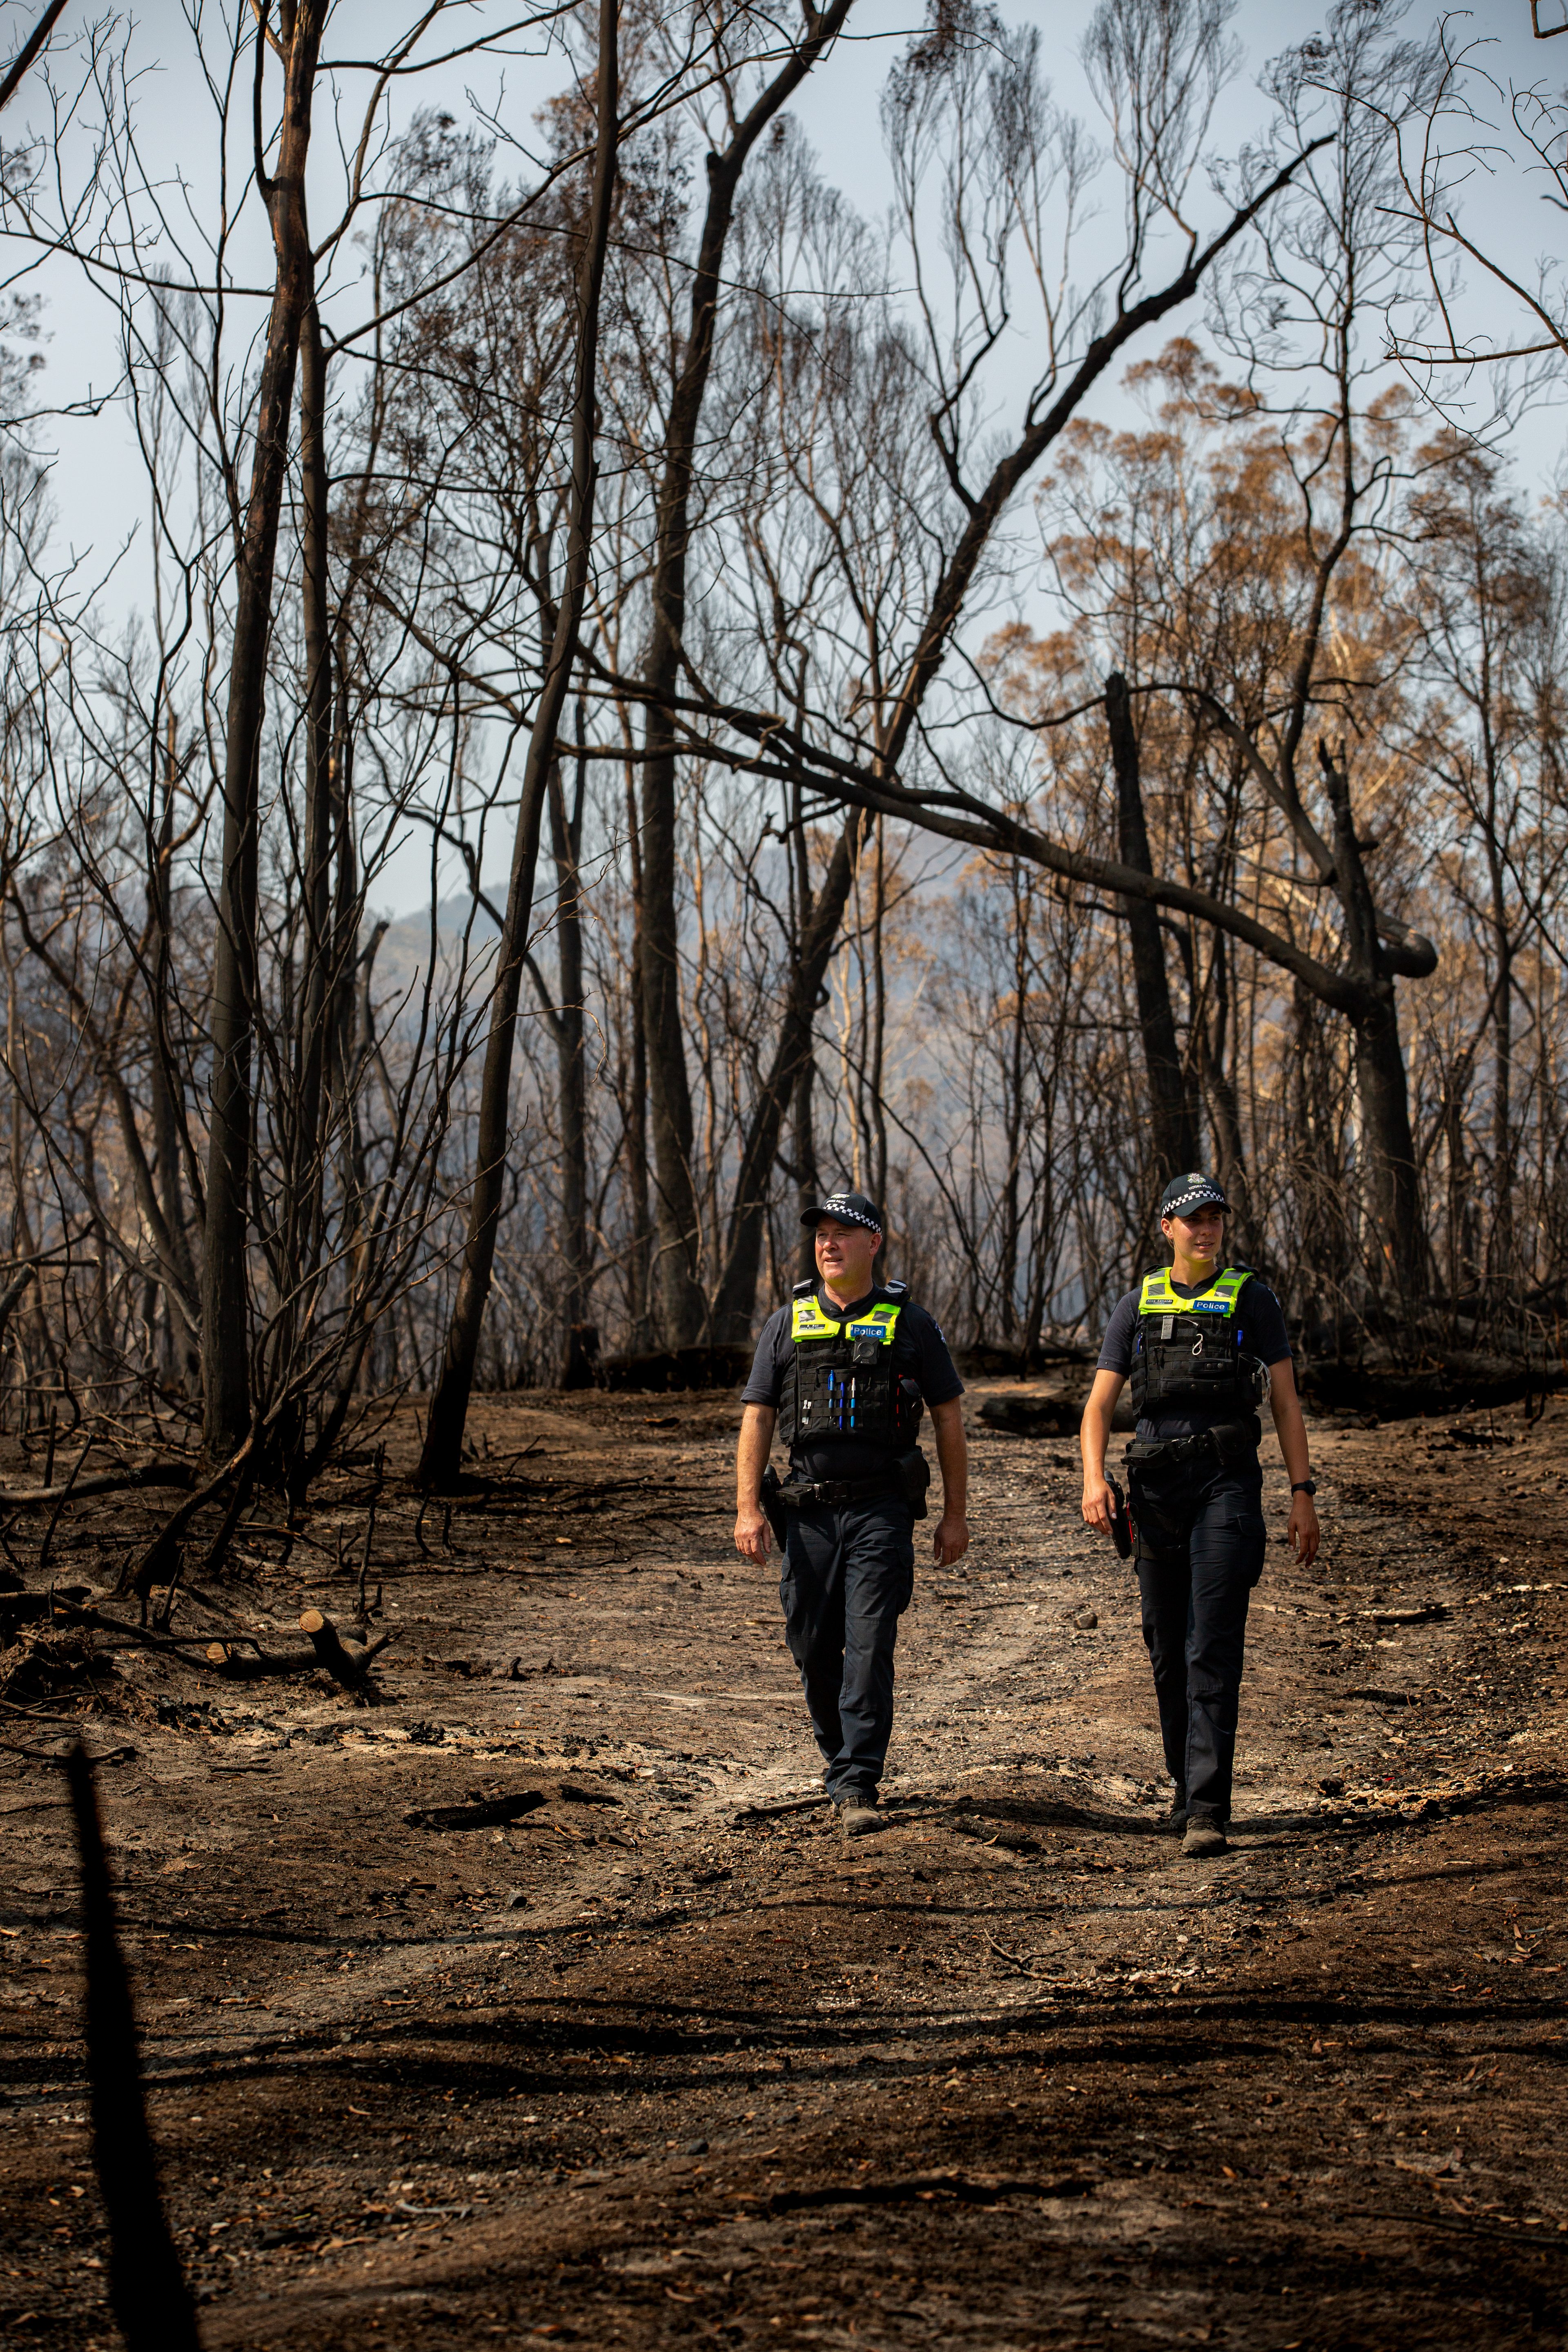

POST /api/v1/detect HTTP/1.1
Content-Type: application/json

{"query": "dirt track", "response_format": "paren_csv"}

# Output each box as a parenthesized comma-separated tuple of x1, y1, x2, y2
(2, 1386, 1566, 2348)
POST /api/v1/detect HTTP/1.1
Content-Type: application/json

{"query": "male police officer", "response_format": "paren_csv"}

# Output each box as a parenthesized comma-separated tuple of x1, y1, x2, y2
(734, 1191, 969, 1839)
(1080, 1174, 1320, 1859)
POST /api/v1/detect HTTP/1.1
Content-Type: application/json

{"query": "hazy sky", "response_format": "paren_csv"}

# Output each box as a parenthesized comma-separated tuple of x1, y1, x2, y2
(2, 0, 1564, 911)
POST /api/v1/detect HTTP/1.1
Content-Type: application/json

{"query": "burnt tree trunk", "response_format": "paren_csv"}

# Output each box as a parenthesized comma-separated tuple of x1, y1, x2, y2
(552, 736, 594, 1385)
(1319, 740, 1424, 1304)
(419, 0, 618, 1488)
(271, 295, 335, 1489)
(201, 0, 326, 1460)
(636, 0, 856, 1346)
(1105, 670, 1200, 1182)
(622, 746, 654, 1349)
(294, 298, 335, 1269)
(710, 806, 867, 1342)
(146, 710, 198, 1376)
(791, 1051, 820, 1287)
(1191, 920, 1257, 1261)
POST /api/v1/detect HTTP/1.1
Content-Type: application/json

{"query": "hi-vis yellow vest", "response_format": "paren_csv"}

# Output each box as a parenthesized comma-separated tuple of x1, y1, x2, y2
(789, 1296, 902, 1346)
(778, 1290, 915, 1452)
(1130, 1264, 1263, 1415)
(1136, 1264, 1250, 1325)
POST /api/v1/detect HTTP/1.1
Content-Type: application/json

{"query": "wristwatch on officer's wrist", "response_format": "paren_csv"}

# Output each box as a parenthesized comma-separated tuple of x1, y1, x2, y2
(1291, 1479, 1317, 1497)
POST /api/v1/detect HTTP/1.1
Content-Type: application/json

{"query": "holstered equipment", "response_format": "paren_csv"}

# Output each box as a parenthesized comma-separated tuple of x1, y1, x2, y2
(758, 1463, 788, 1548)
(896, 1446, 931, 1519)
(1106, 1474, 1133, 1560)
(1129, 1263, 1271, 1419)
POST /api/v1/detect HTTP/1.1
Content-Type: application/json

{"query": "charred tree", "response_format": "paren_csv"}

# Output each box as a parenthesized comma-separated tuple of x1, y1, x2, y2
(1105, 670, 1201, 1181)
(201, 0, 327, 1460)
(551, 735, 594, 1385)
(419, 0, 619, 1487)
(636, 0, 857, 1346)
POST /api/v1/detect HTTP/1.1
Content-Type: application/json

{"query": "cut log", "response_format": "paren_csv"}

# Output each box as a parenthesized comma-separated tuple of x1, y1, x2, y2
(978, 1394, 1081, 1439)
(298, 1607, 396, 1687)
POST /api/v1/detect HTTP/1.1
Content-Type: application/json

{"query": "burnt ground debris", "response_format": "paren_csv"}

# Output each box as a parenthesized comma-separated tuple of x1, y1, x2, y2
(1, 1385, 1566, 2349)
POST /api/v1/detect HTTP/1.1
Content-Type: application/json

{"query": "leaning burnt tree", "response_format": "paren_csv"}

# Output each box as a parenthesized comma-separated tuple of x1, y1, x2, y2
(770, 730, 1435, 1296)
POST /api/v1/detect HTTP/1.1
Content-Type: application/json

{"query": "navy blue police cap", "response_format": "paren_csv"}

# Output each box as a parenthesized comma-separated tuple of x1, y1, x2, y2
(1159, 1172, 1229, 1219)
(801, 1190, 884, 1236)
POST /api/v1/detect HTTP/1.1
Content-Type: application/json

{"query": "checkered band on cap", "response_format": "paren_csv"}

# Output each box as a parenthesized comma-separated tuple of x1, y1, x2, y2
(817, 1194, 881, 1232)
(1161, 1173, 1228, 1217)
(808, 1195, 884, 1232)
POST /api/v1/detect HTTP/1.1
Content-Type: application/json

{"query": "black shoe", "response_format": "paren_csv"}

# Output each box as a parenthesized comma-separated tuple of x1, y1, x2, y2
(1166, 1790, 1188, 1834)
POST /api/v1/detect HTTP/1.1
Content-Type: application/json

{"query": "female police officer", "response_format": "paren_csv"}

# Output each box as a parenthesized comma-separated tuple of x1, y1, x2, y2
(734, 1191, 969, 1839)
(1080, 1174, 1320, 1858)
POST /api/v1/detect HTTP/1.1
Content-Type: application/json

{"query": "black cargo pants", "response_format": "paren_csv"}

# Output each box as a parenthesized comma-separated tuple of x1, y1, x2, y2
(1127, 1451, 1267, 1826)
(779, 1494, 915, 1802)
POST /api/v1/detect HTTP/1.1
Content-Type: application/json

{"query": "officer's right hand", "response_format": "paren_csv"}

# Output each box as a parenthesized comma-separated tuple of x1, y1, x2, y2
(734, 1506, 772, 1564)
(1081, 1475, 1114, 1538)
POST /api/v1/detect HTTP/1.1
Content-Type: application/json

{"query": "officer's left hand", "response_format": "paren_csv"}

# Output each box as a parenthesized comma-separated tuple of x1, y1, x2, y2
(1287, 1491, 1320, 1569)
(933, 1511, 969, 1566)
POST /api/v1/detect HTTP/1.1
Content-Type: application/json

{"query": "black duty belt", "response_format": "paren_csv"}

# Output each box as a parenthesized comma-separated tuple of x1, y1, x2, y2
(778, 1472, 901, 1508)
(1125, 1421, 1256, 1469)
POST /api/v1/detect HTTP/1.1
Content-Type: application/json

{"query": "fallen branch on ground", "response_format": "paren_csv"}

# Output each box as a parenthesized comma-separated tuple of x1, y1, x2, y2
(204, 1609, 397, 1689)
(47, 1601, 225, 1669)
(204, 1642, 323, 1681)
(120, 1435, 258, 1599)
(0, 1459, 196, 1507)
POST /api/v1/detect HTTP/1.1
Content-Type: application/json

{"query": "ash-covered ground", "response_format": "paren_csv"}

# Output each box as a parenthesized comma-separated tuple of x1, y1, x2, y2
(2, 1387, 1565, 2348)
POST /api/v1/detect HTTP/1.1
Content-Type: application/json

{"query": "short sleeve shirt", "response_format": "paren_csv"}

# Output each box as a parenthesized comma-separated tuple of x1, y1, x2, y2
(1097, 1268, 1292, 1443)
(742, 1286, 963, 1481)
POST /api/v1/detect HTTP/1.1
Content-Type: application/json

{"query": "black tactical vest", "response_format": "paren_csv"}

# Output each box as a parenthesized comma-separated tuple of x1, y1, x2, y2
(776, 1281, 924, 1458)
(1129, 1263, 1271, 1417)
